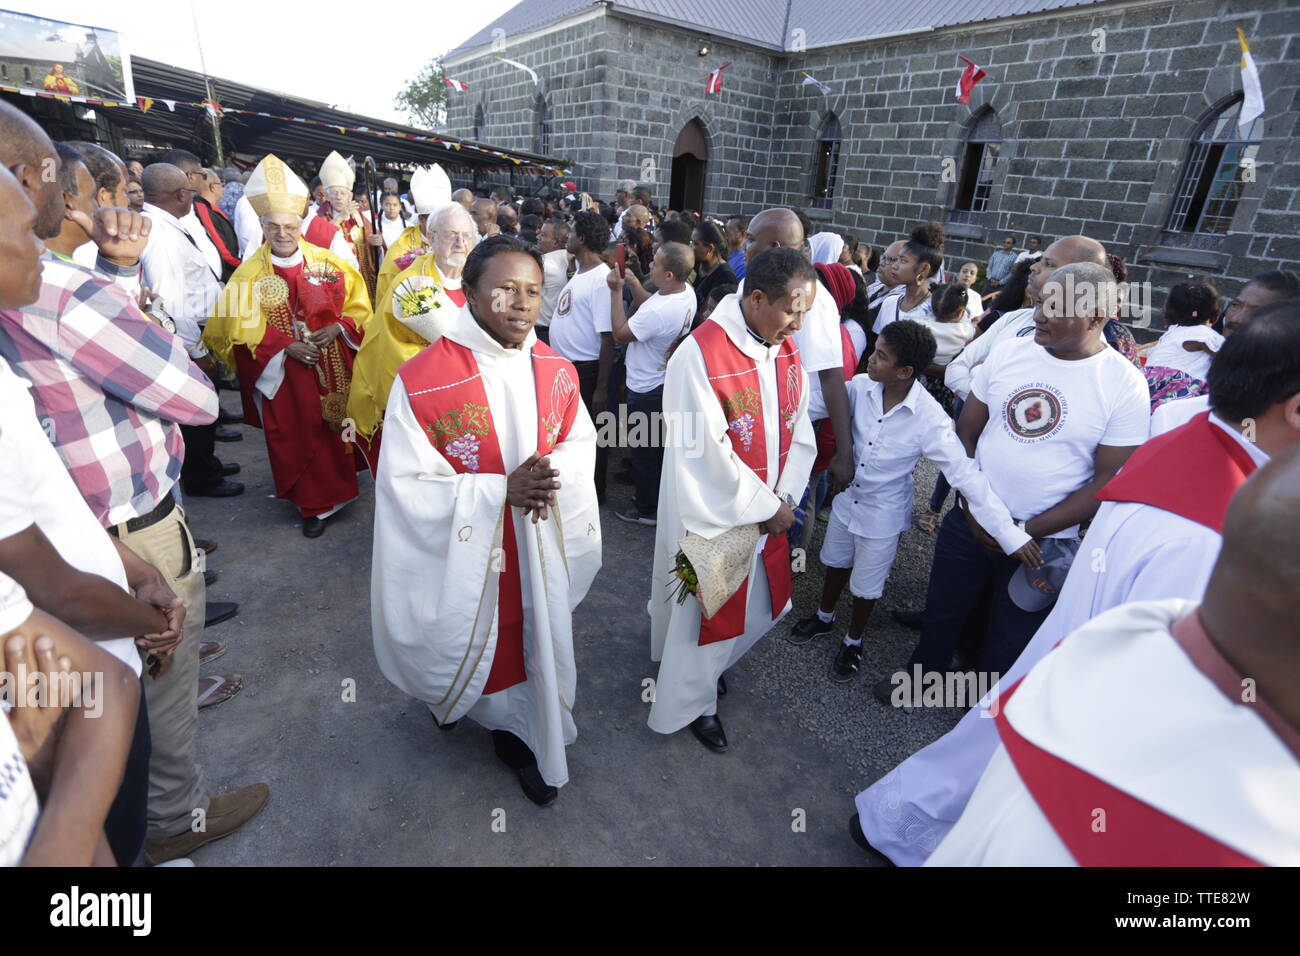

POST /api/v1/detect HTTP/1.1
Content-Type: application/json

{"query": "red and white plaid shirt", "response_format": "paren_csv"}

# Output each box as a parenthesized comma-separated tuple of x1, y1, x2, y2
(0, 253, 219, 528)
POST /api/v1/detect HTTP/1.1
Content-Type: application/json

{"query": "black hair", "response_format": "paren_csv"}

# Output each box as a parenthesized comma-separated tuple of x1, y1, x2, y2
(726, 214, 749, 231)
(1165, 281, 1221, 327)
(543, 217, 570, 245)
(519, 213, 542, 231)
(990, 258, 1034, 314)
(1207, 300, 1300, 421)
(157, 148, 202, 169)
(54, 142, 84, 195)
(707, 283, 738, 308)
(632, 185, 652, 204)
(903, 221, 945, 280)
(693, 220, 728, 261)
(791, 208, 814, 246)
(928, 281, 970, 322)
(64, 141, 124, 195)
(520, 197, 544, 217)
(865, 246, 880, 272)
(462, 234, 544, 291)
(879, 319, 938, 379)
(656, 219, 693, 246)
(309, 176, 322, 190)
(571, 209, 610, 254)
(658, 240, 694, 280)
(1246, 270, 1300, 299)
(746, 247, 818, 303)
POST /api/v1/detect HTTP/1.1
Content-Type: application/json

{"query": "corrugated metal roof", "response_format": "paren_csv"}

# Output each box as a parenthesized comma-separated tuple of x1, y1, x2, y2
(444, 0, 1112, 59)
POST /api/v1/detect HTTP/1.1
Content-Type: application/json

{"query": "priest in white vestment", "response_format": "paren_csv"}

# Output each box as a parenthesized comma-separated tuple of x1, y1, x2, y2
(929, 442, 1300, 865)
(854, 305, 1300, 864)
(371, 236, 602, 805)
(647, 248, 818, 752)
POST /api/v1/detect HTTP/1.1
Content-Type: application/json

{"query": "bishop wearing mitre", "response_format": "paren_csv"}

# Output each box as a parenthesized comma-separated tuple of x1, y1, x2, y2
(348, 171, 476, 471)
(371, 235, 601, 805)
(313, 150, 379, 301)
(647, 248, 817, 752)
(204, 154, 372, 538)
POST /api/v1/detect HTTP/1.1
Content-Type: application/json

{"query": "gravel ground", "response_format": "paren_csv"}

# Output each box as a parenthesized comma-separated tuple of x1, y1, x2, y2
(184, 394, 959, 866)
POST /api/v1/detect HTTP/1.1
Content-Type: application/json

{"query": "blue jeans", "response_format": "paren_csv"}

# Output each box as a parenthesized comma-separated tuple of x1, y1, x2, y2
(905, 507, 1051, 677)
(790, 468, 829, 550)
(626, 384, 664, 516)
(928, 396, 963, 513)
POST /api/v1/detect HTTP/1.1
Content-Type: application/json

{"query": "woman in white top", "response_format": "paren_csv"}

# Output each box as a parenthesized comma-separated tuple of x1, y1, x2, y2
(872, 222, 945, 336)
(378, 193, 410, 251)
(1142, 281, 1223, 410)
(955, 261, 985, 321)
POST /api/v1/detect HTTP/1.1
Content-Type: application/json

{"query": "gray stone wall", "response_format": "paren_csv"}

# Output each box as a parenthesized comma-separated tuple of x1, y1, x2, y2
(443, 0, 1300, 309)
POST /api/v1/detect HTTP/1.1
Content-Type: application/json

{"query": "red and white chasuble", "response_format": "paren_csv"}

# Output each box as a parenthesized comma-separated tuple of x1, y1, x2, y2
(927, 599, 1300, 866)
(647, 292, 816, 735)
(370, 307, 602, 788)
(856, 411, 1268, 867)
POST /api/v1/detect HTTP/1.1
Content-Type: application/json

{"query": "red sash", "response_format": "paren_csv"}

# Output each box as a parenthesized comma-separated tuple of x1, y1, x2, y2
(194, 201, 240, 270)
(813, 325, 857, 470)
(303, 216, 340, 252)
(994, 677, 1262, 866)
(1096, 412, 1257, 533)
(398, 336, 581, 694)
(692, 319, 802, 646)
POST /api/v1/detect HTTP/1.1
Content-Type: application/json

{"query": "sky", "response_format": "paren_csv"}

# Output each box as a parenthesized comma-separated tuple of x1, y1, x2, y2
(4, 0, 521, 123)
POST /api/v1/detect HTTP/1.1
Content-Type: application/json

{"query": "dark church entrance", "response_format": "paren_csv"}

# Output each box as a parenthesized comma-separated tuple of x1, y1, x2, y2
(669, 118, 707, 212)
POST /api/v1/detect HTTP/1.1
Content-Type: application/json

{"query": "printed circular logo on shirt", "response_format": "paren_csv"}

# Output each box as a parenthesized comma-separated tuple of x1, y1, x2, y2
(1003, 384, 1065, 441)
(556, 288, 572, 317)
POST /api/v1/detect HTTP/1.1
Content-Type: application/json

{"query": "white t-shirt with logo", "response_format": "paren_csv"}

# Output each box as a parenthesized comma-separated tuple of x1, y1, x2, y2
(548, 263, 612, 362)
(625, 286, 696, 393)
(0, 359, 140, 675)
(0, 572, 39, 868)
(1145, 324, 1223, 381)
(971, 335, 1151, 538)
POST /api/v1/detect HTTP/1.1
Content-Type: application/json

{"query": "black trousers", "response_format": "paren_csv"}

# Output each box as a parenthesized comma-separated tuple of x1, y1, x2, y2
(103, 681, 151, 866)
(573, 359, 608, 501)
(180, 422, 223, 492)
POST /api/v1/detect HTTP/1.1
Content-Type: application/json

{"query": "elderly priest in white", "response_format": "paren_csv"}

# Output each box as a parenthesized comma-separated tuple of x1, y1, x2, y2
(370, 236, 602, 806)
(647, 247, 818, 752)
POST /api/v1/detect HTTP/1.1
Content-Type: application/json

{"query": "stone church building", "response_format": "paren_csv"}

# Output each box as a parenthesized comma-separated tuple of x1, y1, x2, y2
(443, 0, 1299, 306)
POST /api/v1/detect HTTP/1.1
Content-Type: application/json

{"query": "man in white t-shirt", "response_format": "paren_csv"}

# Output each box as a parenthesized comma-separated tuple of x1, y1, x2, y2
(945, 235, 1109, 400)
(607, 241, 697, 524)
(883, 262, 1150, 699)
(536, 218, 572, 345)
(548, 210, 614, 501)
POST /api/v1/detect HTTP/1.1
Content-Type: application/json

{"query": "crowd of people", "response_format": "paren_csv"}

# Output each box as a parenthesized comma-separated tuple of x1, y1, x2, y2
(1, 94, 1297, 866)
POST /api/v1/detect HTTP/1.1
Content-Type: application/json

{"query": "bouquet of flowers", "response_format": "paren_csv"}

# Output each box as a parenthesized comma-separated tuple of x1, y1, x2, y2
(665, 524, 761, 616)
(667, 550, 699, 605)
(393, 276, 444, 319)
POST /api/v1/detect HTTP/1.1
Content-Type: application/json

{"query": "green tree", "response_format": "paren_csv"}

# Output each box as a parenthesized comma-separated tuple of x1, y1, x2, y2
(395, 57, 448, 128)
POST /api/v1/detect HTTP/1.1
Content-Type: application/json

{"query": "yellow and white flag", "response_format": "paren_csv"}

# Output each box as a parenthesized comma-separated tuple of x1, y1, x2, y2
(1236, 29, 1264, 131)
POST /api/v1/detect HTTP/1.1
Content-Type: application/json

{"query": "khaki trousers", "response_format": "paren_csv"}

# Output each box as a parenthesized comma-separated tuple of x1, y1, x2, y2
(113, 504, 211, 837)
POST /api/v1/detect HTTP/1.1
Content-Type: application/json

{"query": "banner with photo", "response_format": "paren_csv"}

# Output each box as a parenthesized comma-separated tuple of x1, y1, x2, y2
(0, 8, 134, 103)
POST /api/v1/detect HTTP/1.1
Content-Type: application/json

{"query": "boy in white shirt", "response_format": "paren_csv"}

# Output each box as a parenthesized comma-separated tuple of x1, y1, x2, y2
(607, 242, 697, 524)
(788, 320, 1039, 680)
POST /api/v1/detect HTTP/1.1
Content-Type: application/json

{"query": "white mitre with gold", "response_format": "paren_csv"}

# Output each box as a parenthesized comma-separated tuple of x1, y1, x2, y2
(245, 154, 310, 217)
(409, 163, 451, 215)
(318, 150, 355, 191)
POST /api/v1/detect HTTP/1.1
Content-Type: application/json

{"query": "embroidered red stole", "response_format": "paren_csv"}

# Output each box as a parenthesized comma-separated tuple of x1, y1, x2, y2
(399, 336, 581, 693)
(692, 319, 802, 646)
(1096, 412, 1258, 532)
(994, 676, 1262, 866)
(302, 216, 340, 252)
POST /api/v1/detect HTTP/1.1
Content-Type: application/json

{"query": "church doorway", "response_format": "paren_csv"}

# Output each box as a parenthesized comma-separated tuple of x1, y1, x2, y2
(670, 118, 707, 213)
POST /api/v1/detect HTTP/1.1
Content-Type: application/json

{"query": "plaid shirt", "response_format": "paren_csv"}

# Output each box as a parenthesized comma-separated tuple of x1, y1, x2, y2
(0, 252, 218, 528)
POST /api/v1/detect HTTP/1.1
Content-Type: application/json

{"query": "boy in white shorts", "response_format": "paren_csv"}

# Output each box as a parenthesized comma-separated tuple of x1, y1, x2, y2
(788, 320, 1041, 681)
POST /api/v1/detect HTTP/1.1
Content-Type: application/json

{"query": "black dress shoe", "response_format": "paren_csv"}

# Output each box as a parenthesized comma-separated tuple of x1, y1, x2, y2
(717, 675, 727, 696)
(195, 538, 217, 554)
(689, 714, 728, 753)
(891, 608, 925, 630)
(516, 765, 558, 806)
(849, 813, 897, 866)
(217, 408, 244, 424)
(203, 569, 218, 587)
(186, 479, 244, 498)
(214, 426, 243, 442)
(219, 462, 241, 477)
(788, 613, 835, 645)
(204, 601, 238, 628)
(302, 516, 327, 538)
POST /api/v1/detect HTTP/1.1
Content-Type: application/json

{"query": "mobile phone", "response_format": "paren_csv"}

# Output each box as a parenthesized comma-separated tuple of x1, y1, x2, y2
(615, 242, 626, 278)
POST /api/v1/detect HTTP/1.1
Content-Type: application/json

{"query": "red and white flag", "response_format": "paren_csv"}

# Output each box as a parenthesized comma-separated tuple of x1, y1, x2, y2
(705, 62, 731, 95)
(956, 55, 986, 104)
(444, 77, 470, 92)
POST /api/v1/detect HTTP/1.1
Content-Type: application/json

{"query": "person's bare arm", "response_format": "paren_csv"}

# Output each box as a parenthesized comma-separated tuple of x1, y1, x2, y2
(0, 525, 168, 641)
(1024, 444, 1138, 539)
(5, 608, 138, 866)
(593, 332, 614, 416)
(819, 370, 854, 492)
(607, 272, 638, 345)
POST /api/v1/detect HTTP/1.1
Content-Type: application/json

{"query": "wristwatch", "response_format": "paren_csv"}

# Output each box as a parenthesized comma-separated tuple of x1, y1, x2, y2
(779, 492, 797, 509)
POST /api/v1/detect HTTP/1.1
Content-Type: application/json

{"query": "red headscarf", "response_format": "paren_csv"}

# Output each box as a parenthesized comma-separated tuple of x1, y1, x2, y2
(813, 262, 856, 312)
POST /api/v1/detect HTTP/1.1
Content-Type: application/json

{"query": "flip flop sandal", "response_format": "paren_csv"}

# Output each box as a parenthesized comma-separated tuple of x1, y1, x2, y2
(197, 674, 243, 710)
(199, 641, 227, 665)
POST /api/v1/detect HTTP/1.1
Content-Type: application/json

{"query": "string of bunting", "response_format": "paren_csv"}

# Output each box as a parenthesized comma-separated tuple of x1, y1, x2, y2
(0, 84, 569, 174)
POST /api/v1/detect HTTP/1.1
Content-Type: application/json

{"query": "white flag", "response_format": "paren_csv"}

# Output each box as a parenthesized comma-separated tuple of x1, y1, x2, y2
(801, 72, 832, 95)
(495, 56, 540, 88)
(1236, 29, 1264, 131)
